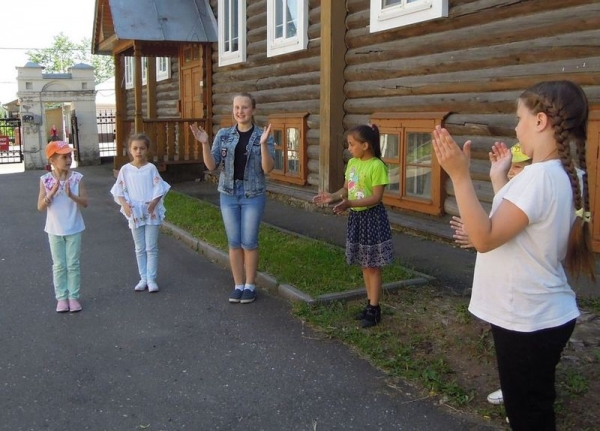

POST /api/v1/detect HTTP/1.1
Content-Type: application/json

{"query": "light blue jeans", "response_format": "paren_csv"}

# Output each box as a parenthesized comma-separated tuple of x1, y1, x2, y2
(220, 181, 266, 250)
(48, 232, 82, 300)
(131, 224, 160, 283)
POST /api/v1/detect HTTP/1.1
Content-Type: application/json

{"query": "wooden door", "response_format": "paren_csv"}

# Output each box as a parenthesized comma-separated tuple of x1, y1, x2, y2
(588, 108, 600, 252)
(180, 45, 204, 119)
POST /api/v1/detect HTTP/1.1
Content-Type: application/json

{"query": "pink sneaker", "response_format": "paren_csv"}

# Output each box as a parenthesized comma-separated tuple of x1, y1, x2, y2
(68, 299, 82, 313)
(56, 299, 69, 313)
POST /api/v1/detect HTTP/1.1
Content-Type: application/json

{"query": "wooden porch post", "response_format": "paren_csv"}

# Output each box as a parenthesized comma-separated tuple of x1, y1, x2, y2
(113, 54, 128, 171)
(319, 0, 347, 192)
(133, 42, 143, 134)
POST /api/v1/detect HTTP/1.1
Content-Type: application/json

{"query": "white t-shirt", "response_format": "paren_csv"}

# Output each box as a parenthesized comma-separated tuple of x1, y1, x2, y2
(41, 171, 85, 236)
(469, 160, 580, 332)
(110, 163, 171, 229)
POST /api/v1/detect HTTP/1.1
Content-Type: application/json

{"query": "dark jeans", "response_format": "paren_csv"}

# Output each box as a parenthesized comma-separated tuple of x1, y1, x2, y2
(491, 319, 576, 431)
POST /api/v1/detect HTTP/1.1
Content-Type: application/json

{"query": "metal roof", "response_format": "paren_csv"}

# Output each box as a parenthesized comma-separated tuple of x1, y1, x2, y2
(107, 0, 217, 43)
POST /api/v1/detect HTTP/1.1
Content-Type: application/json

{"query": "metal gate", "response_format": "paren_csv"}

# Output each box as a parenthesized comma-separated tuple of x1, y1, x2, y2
(0, 116, 22, 164)
(97, 110, 116, 159)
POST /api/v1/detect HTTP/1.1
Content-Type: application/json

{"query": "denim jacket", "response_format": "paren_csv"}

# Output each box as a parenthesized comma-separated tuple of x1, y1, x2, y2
(210, 125, 275, 197)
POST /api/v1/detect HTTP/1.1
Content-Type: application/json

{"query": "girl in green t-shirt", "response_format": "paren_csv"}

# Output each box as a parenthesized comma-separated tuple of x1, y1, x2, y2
(313, 124, 394, 328)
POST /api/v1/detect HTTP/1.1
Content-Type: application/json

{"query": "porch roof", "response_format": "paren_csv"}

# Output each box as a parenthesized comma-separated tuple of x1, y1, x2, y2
(92, 0, 217, 55)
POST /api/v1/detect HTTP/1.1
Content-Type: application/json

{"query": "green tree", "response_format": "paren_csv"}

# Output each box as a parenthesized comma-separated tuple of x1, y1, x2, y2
(26, 33, 114, 84)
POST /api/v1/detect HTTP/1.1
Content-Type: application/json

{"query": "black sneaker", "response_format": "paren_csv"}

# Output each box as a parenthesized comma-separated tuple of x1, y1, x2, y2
(360, 305, 381, 328)
(240, 289, 256, 304)
(229, 288, 243, 303)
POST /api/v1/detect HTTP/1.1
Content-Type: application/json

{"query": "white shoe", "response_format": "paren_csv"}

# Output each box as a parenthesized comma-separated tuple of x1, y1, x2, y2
(134, 281, 147, 291)
(148, 282, 159, 293)
(487, 388, 503, 405)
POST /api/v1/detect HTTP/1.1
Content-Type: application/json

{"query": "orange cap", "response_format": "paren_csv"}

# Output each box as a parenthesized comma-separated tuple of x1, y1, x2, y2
(45, 141, 72, 159)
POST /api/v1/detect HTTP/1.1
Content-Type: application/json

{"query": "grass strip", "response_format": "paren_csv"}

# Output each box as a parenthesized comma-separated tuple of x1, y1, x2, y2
(164, 191, 414, 298)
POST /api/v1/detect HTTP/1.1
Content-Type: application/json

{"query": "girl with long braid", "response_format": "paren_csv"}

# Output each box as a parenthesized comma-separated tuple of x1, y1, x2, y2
(431, 80, 595, 431)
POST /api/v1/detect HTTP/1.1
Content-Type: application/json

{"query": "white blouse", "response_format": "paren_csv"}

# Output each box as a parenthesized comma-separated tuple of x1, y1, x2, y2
(41, 171, 85, 236)
(110, 163, 171, 229)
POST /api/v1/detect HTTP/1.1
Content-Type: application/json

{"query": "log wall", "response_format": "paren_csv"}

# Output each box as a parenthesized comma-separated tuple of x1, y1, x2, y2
(208, 0, 323, 186)
(345, 0, 600, 216)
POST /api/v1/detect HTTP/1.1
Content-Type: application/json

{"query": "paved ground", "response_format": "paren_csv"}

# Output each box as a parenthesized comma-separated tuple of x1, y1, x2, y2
(0, 164, 498, 431)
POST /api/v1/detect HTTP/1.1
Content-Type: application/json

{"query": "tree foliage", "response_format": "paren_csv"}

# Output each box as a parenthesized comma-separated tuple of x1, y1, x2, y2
(26, 33, 114, 83)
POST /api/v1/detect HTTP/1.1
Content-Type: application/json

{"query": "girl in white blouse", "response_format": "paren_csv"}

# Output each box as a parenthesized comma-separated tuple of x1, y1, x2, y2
(111, 134, 170, 293)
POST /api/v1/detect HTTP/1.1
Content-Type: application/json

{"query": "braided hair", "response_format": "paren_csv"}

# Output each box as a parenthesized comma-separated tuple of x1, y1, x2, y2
(519, 80, 595, 281)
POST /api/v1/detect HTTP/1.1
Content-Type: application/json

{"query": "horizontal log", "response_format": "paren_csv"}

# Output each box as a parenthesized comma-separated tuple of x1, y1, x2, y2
(345, 57, 600, 98)
(445, 179, 495, 204)
(445, 196, 492, 217)
(212, 54, 321, 84)
(345, 1, 599, 50)
(212, 71, 320, 94)
(344, 85, 600, 115)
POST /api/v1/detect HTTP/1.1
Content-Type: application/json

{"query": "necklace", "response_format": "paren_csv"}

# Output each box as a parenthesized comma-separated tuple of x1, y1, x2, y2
(537, 148, 558, 163)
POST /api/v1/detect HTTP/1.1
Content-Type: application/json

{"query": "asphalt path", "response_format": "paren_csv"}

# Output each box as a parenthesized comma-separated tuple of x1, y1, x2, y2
(0, 164, 497, 431)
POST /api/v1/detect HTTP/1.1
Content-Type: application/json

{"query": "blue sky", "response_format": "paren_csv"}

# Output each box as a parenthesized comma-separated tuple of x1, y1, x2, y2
(0, 0, 96, 104)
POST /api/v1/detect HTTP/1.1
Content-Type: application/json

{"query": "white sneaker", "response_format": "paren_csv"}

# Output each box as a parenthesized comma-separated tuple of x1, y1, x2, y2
(148, 282, 159, 293)
(134, 281, 147, 291)
(487, 388, 503, 405)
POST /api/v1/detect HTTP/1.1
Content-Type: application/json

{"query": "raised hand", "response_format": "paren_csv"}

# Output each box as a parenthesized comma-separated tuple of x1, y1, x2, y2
(190, 124, 209, 144)
(261, 123, 272, 145)
(488, 142, 512, 179)
(432, 126, 471, 180)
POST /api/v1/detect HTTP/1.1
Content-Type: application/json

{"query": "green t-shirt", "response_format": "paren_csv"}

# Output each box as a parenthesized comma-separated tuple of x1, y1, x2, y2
(345, 157, 389, 211)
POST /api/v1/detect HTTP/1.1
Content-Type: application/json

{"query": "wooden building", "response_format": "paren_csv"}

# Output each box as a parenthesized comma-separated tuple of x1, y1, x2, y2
(93, 0, 600, 255)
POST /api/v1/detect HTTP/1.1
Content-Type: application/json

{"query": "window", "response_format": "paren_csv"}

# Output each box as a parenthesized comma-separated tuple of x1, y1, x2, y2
(157, 57, 171, 81)
(218, 0, 247, 66)
(125, 57, 133, 89)
(370, 0, 448, 33)
(268, 113, 308, 185)
(125, 57, 171, 89)
(267, 0, 309, 57)
(371, 112, 448, 215)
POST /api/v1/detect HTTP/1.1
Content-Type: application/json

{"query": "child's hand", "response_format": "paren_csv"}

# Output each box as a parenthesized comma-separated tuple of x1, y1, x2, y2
(64, 179, 72, 198)
(312, 191, 333, 205)
(449, 216, 473, 249)
(147, 201, 157, 215)
(122, 203, 132, 218)
(488, 142, 512, 179)
(333, 199, 349, 215)
(48, 180, 59, 199)
(432, 126, 471, 181)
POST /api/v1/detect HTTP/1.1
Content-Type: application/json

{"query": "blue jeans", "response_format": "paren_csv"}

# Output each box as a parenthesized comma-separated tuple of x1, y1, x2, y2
(48, 232, 82, 300)
(131, 224, 160, 283)
(220, 181, 266, 249)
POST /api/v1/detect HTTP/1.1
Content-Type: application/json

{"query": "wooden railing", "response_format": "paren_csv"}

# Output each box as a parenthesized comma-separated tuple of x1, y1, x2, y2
(119, 118, 207, 165)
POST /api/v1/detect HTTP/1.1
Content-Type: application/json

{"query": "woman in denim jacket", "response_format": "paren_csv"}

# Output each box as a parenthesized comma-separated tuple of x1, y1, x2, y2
(191, 93, 275, 304)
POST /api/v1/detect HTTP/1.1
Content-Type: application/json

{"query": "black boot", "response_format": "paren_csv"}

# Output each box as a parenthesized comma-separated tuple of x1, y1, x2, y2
(354, 300, 370, 320)
(360, 304, 381, 328)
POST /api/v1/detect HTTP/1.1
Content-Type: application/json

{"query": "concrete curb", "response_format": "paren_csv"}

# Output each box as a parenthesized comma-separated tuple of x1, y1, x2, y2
(162, 221, 434, 305)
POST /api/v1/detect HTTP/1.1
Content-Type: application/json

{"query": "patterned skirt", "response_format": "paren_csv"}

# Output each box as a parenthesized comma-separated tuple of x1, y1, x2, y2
(345, 203, 394, 267)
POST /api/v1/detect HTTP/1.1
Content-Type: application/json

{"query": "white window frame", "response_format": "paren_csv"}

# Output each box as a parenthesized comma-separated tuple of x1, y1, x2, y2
(157, 57, 171, 81)
(218, 0, 247, 66)
(266, 0, 309, 57)
(370, 0, 448, 33)
(125, 57, 133, 89)
(125, 57, 171, 89)
(141, 57, 148, 85)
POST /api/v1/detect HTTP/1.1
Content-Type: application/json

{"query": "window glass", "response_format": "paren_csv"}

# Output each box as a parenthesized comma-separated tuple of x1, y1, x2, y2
(386, 162, 401, 193)
(405, 132, 432, 199)
(380, 133, 399, 159)
(273, 129, 284, 170)
(286, 127, 300, 174)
